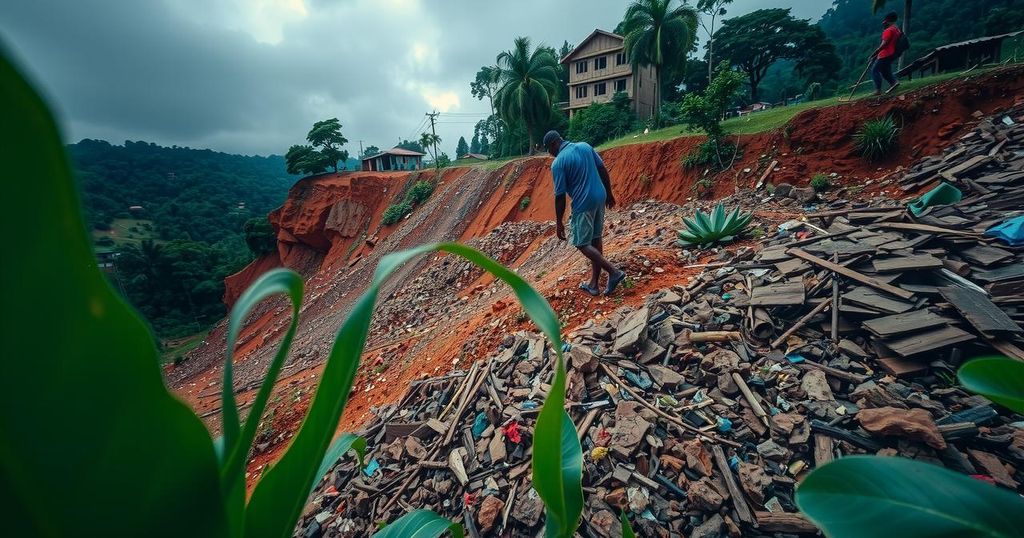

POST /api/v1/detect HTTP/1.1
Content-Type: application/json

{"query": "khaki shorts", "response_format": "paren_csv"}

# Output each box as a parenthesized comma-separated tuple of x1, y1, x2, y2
(570, 206, 604, 247)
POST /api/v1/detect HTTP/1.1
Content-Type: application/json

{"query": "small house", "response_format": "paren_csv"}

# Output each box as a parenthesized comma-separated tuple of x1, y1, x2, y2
(458, 153, 489, 161)
(361, 148, 426, 172)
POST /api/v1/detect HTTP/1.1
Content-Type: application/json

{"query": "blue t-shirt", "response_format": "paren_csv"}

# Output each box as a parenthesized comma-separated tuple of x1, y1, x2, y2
(552, 141, 606, 213)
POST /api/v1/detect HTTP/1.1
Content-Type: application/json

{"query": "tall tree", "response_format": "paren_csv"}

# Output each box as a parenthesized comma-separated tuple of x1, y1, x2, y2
(419, 132, 442, 165)
(284, 144, 328, 176)
(396, 139, 425, 153)
(696, 0, 734, 84)
(360, 145, 380, 159)
(713, 8, 841, 102)
(494, 37, 561, 151)
(456, 136, 470, 157)
(479, 134, 490, 155)
(621, 0, 699, 123)
(871, 0, 912, 69)
(470, 66, 501, 116)
(306, 118, 349, 173)
(470, 131, 481, 154)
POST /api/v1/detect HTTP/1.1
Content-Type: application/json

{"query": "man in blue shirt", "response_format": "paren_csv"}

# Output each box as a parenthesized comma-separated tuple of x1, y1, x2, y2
(544, 130, 626, 296)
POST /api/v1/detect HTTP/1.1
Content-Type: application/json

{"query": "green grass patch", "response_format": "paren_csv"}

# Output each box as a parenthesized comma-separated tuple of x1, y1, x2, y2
(91, 218, 156, 247)
(598, 68, 998, 151)
(160, 330, 210, 365)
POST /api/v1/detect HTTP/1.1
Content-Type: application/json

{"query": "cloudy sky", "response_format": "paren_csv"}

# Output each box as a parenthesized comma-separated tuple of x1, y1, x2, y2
(1, 0, 826, 157)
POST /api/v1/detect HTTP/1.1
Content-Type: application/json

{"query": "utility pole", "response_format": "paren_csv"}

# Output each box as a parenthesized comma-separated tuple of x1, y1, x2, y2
(358, 140, 364, 158)
(426, 110, 440, 168)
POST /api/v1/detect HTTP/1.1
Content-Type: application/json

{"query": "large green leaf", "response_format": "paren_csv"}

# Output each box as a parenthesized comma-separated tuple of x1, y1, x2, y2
(221, 269, 304, 535)
(0, 44, 227, 535)
(958, 357, 1024, 414)
(797, 456, 1024, 538)
(710, 203, 726, 231)
(245, 242, 575, 538)
(310, 433, 366, 495)
(372, 509, 464, 538)
(531, 322, 584, 533)
(620, 511, 636, 538)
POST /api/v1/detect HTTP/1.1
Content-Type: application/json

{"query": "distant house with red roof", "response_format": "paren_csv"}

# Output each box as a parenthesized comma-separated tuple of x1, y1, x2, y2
(360, 147, 425, 171)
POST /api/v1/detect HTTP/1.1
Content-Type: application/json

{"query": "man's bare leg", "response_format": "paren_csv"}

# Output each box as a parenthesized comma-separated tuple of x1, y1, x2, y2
(578, 244, 620, 282)
(589, 238, 604, 288)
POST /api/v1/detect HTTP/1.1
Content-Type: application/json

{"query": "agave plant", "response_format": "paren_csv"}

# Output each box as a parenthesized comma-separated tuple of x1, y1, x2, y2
(853, 116, 900, 161)
(677, 203, 752, 248)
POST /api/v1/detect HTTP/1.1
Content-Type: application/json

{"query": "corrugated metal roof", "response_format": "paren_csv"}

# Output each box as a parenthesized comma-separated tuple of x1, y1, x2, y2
(361, 147, 426, 160)
(934, 31, 1022, 52)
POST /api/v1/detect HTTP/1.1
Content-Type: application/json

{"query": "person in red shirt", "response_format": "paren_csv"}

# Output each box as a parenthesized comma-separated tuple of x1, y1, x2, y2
(869, 11, 902, 95)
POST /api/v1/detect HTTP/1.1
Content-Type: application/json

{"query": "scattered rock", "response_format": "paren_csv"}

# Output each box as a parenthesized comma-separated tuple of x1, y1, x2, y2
(857, 406, 947, 450)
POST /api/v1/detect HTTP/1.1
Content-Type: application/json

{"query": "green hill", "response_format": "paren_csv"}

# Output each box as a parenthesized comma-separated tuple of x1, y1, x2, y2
(71, 139, 298, 338)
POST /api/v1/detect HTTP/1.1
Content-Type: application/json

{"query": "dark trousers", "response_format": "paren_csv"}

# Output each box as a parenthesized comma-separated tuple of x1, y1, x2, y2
(872, 56, 897, 90)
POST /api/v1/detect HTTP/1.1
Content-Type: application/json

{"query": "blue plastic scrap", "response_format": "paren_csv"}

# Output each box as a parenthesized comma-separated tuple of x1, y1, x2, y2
(785, 353, 805, 364)
(363, 458, 380, 477)
(716, 416, 733, 433)
(471, 412, 489, 439)
(986, 215, 1024, 246)
(624, 370, 653, 390)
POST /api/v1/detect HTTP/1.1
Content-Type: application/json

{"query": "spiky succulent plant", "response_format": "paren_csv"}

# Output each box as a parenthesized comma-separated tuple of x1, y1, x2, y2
(677, 203, 752, 248)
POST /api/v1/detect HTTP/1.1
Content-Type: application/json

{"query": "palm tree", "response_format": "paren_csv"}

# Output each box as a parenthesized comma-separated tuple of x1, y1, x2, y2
(872, 0, 912, 69)
(621, 0, 699, 123)
(419, 132, 441, 167)
(494, 37, 560, 151)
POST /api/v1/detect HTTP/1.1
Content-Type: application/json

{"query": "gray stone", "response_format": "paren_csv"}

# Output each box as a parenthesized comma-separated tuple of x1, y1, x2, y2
(801, 369, 834, 402)
(756, 439, 790, 462)
(614, 307, 649, 354)
(647, 364, 684, 388)
(690, 514, 724, 538)
(773, 183, 794, 198)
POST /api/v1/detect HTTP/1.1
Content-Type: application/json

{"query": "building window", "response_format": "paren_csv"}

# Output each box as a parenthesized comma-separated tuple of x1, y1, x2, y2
(595, 82, 607, 96)
(595, 56, 607, 70)
(616, 52, 627, 65)
(576, 60, 588, 74)
(615, 78, 627, 93)
(575, 85, 588, 99)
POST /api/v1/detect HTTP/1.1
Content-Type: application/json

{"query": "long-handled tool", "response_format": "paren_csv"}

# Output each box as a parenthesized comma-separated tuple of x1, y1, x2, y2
(841, 57, 874, 102)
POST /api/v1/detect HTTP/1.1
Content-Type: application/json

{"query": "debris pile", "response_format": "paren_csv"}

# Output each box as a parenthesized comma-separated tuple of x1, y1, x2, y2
(295, 109, 1024, 537)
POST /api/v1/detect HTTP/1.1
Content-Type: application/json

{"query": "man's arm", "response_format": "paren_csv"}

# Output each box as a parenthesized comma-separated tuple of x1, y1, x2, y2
(598, 163, 615, 209)
(555, 193, 567, 240)
(870, 29, 893, 59)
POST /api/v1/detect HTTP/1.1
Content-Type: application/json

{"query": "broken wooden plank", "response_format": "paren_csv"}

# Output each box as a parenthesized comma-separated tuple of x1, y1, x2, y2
(959, 244, 1014, 267)
(754, 512, 819, 534)
(877, 356, 931, 377)
(940, 286, 1023, 335)
(862, 309, 956, 338)
(749, 280, 806, 306)
(843, 286, 916, 314)
(871, 254, 943, 273)
(788, 248, 915, 300)
(881, 325, 976, 357)
(712, 445, 756, 526)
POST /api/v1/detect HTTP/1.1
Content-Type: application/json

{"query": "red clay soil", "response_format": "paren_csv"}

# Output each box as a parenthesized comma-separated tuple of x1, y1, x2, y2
(169, 65, 1024, 486)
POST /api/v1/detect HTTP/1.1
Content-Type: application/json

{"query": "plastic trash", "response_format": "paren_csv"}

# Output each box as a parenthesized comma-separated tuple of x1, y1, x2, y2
(785, 353, 805, 364)
(471, 412, 489, 439)
(362, 458, 379, 477)
(986, 215, 1024, 246)
(503, 421, 522, 444)
(908, 182, 962, 217)
(716, 416, 733, 433)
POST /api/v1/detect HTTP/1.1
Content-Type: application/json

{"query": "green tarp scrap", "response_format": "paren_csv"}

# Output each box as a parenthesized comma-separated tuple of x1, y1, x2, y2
(907, 182, 962, 217)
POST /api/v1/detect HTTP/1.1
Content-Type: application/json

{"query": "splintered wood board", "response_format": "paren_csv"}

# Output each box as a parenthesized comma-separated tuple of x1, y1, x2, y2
(871, 254, 944, 273)
(958, 244, 1014, 267)
(862, 309, 956, 338)
(940, 286, 1023, 335)
(843, 286, 916, 314)
(881, 325, 976, 357)
(749, 280, 806, 306)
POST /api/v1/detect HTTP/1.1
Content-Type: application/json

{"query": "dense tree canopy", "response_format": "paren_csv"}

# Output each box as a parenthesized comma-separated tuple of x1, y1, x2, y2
(567, 92, 636, 147)
(72, 139, 295, 337)
(713, 8, 841, 102)
(306, 118, 349, 172)
(456, 136, 469, 157)
(360, 144, 380, 159)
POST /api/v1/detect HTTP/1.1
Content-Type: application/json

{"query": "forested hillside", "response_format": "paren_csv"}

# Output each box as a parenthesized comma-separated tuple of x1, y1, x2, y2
(820, 0, 1024, 84)
(71, 139, 297, 339)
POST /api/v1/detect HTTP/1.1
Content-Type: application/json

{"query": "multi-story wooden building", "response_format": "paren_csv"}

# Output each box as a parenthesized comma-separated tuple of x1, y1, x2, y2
(561, 29, 657, 120)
